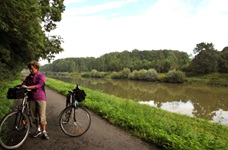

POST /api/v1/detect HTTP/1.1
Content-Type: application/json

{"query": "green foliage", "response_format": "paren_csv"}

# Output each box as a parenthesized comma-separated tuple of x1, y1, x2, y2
(218, 47, 228, 73)
(146, 69, 159, 81)
(0, 74, 22, 119)
(120, 68, 131, 78)
(110, 71, 122, 79)
(0, 0, 65, 81)
(128, 69, 159, 81)
(166, 70, 186, 83)
(41, 50, 190, 73)
(91, 69, 106, 78)
(46, 78, 228, 150)
(188, 42, 220, 74)
(111, 68, 132, 79)
(186, 73, 228, 86)
(81, 72, 91, 78)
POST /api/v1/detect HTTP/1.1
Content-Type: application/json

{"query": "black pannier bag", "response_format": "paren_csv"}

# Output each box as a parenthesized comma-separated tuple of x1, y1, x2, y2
(73, 88, 86, 102)
(7, 85, 25, 99)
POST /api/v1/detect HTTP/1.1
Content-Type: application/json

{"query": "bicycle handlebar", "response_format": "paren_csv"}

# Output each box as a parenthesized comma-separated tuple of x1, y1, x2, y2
(15, 85, 31, 92)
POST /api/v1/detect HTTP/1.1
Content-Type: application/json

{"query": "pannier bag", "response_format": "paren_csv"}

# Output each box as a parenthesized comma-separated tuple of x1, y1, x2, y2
(7, 85, 25, 99)
(74, 88, 86, 102)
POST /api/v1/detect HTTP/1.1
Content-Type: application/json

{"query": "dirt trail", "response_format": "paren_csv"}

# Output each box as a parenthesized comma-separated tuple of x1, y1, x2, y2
(8, 87, 160, 150)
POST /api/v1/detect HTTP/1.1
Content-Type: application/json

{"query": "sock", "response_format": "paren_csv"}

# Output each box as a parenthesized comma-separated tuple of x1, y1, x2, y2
(37, 128, 41, 132)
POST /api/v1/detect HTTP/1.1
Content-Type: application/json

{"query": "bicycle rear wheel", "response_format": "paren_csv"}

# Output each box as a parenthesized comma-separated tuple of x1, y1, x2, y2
(59, 106, 91, 137)
(0, 111, 30, 149)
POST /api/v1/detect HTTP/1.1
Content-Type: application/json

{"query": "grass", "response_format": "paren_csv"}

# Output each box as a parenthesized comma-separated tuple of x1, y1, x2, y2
(186, 73, 228, 86)
(1, 75, 227, 149)
(0, 74, 22, 119)
(46, 77, 228, 150)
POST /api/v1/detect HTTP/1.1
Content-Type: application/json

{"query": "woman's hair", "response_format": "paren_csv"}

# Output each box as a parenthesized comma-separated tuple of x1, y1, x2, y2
(28, 60, 40, 70)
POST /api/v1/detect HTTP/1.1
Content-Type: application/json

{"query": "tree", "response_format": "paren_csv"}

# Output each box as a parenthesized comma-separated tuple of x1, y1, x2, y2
(0, 0, 65, 81)
(218, 47, 228, 73)
(189, 42, 219, 74)
(193, 42, 215, 54)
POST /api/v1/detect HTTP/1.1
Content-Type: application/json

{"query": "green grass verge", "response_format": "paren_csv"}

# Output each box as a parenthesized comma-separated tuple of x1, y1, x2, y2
(186, 73, 228, 86)
(0, 75, 22, 119)
(46, 77, 228, 150)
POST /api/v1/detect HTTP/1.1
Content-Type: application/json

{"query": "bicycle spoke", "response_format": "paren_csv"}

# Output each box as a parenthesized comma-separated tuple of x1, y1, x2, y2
(59, 106, 91, 137)
(0, 112, 30, 149)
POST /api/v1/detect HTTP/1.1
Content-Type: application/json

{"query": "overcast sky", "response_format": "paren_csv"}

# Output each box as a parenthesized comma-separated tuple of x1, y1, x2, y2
(40, 0, 228, 65)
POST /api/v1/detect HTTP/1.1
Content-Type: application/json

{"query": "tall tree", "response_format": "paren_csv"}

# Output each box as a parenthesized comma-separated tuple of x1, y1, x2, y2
(189, 42, 219, 74)
(0, 0, 65, 81)
(218, 47, 228, 73)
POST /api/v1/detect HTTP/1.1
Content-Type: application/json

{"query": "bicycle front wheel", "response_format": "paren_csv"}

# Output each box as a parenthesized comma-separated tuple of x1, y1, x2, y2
(59, 106, 91, 137)
(0, 111, 30, 149)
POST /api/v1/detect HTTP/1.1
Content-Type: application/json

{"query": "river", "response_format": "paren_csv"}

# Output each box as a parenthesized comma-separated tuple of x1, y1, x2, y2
(48, 75, 228, 126)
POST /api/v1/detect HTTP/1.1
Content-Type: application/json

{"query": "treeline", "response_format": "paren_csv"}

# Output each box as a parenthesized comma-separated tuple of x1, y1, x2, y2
(41, 43, 228, 75)
(41, 49, 190, 73)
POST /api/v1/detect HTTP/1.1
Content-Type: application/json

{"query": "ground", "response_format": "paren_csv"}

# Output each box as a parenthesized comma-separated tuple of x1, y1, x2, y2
(1, 87, 161, 150)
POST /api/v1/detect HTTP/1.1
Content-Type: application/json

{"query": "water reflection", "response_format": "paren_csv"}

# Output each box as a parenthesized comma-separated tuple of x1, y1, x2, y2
(212, 109, 228, 125)
(49, 76, 228, 126)
(139, 100, 194, 117)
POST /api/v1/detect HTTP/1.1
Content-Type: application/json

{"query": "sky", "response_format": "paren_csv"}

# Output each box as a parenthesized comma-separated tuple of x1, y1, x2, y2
(40, 0, 228, 65)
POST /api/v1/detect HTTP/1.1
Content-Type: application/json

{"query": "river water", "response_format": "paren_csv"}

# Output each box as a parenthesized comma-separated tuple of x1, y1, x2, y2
(49, 75, 228, 126)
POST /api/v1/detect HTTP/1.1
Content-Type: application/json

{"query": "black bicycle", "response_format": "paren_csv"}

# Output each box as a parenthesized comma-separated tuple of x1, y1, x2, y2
(59, 84, 91, 137)
(0, 85, 35, 149)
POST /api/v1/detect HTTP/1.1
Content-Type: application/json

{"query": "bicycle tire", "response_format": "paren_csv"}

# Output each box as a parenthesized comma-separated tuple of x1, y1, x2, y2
(59, 105, 91, 137)
(0, 111, 30, 149)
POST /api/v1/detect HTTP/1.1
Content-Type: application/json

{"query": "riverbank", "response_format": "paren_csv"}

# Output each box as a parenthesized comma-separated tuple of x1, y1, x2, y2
(44, 71, 228, 87)
(46, 77, 228, 150)
(183, 73, 228, 87)
(1, 76, 228, 149)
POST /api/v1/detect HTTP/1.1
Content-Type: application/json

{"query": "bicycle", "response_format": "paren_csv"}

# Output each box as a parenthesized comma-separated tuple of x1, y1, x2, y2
(0, 85, 35, 149)
(59, 84, 91, 137)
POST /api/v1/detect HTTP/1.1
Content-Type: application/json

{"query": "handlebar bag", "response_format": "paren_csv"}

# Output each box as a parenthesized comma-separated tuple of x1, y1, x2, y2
(7, 85, 26, 99)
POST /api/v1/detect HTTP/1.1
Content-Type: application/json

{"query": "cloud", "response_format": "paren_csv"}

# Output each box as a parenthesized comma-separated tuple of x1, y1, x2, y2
(44, 0, 228, 65)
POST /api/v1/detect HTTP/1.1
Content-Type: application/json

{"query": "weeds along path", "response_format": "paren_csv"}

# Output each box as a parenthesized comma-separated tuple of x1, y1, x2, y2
(14, 86, 160, 150)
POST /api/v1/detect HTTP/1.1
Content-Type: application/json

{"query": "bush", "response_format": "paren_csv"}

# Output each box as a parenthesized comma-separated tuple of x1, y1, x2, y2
(129, 69, 159, 81)
(111, 68, 131, 79)
(91, 69, 105, 78)
(111, 72, 122, 79)
(166, 70, 186, 83)
(81, 72, 91, 78)
(120, 68, 131, 78)
(145, 69, 159, 81)
(128, 70, 140, 80)
(138, 69, 147, 80)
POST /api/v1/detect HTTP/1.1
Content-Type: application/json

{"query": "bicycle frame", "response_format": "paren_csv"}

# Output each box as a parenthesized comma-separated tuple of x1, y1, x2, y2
(58, 85, 91, 137)
(59, 90, 78, 117)
(0, 87, 33, 149)
(12, 91, 32, 131)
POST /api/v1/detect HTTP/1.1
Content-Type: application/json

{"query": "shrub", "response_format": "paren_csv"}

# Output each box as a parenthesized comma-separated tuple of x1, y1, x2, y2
(111, 72, 122, 79)
(91, 69, 105, 78)
(120, 68, 131, 78)
(81, 72, 91, 78)
(129, 69, 159, 81)
(145, 69, 159, 81)
(138, 69, 147, 80)
(166, 70, 186, 83)
(128, 70, 140, 80)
